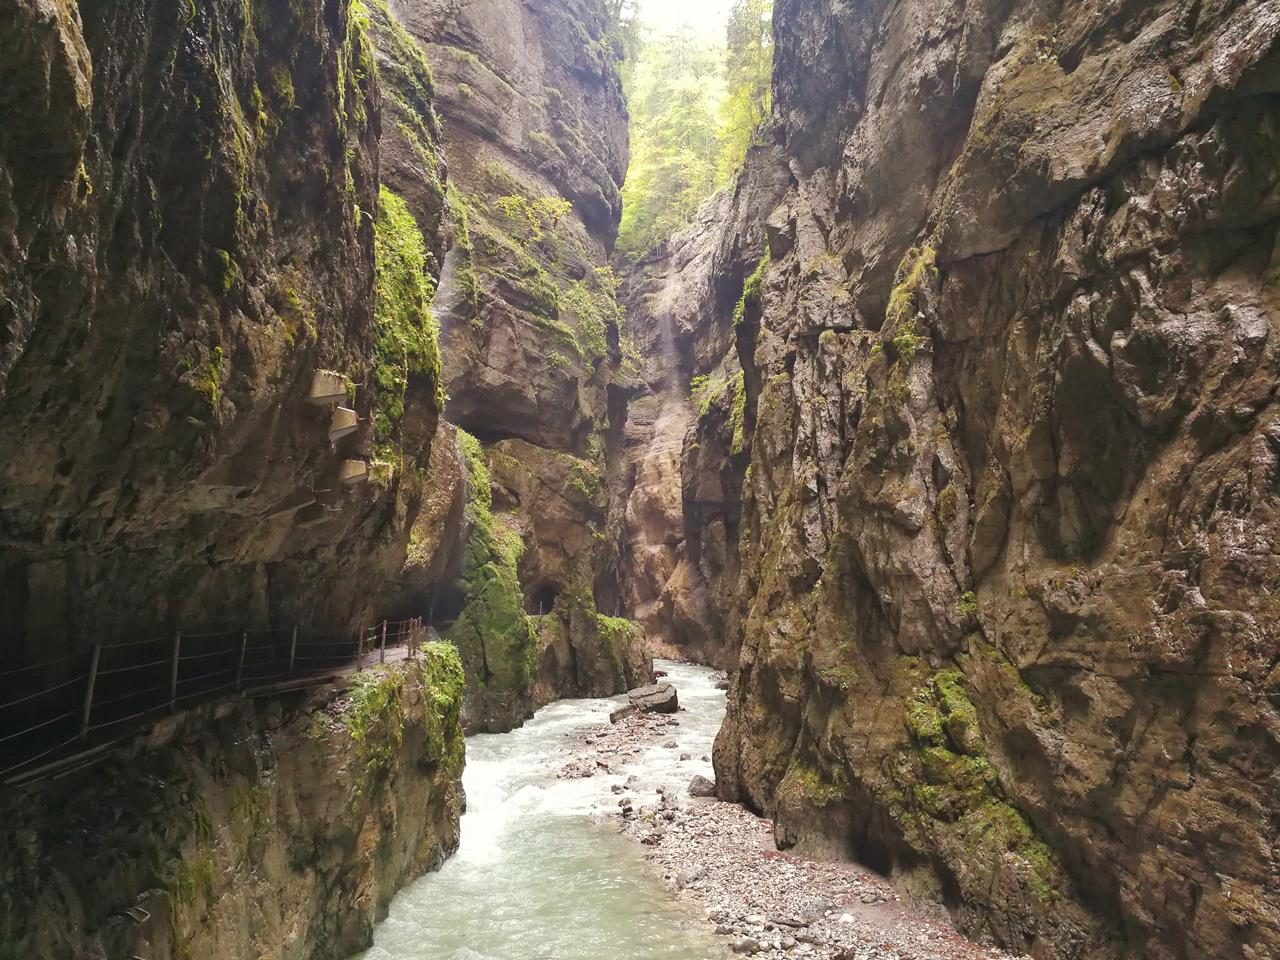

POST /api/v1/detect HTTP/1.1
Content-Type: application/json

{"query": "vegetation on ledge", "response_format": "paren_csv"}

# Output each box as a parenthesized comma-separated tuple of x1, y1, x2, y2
(372, 185, 443, 446)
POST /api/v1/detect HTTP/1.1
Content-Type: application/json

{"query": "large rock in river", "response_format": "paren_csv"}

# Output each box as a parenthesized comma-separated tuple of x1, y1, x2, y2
(627, 682, 678, 714)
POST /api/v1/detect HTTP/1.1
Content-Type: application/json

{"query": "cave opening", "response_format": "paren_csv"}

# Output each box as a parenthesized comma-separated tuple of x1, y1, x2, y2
(525, 582, 560, 616)
(425, 582, 467, 629)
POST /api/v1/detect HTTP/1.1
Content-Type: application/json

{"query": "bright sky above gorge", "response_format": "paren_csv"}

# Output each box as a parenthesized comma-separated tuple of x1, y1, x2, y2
(636, 0, 733, 34)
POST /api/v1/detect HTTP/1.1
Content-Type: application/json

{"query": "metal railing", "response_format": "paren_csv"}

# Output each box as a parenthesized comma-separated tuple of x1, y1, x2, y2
(0, 618, 429, 784)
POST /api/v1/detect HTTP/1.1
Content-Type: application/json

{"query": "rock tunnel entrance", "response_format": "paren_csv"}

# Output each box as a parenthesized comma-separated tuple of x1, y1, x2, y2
(525, 582, 560, 616)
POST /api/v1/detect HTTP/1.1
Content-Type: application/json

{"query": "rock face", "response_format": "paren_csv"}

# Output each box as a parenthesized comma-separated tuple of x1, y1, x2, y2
(0, 647, 466, 960)
(617, 162, 790, 666)
(0, 0, 447, 654)
(384, 0, 650, 729)
(613, 0, 1280, 957)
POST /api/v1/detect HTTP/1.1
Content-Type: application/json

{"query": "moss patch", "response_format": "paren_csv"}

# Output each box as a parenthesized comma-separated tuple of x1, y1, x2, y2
(447, 430, 537, 702)
(372, 185, 443, 444)
(733, 247, 770, 327)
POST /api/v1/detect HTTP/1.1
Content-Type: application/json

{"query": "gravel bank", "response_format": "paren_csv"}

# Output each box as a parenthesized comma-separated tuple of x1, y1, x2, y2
(565, 704, 1027, 960)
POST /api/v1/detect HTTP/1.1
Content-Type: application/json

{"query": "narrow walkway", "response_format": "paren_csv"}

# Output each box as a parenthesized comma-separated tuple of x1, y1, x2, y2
(1, 620, 429, 787)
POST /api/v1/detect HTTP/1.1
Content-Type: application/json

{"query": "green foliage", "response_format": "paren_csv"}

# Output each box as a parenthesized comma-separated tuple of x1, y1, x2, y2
(617, 29, 726, 257)
(690, 373, 729, 415)
(617, 3, 772, 257)
(886, 245, 936, 329)
(718, 0, 773, 180)
(372, 186, 443, 443)
(733, 247, 770, 326)
(495, 194, 573, 244)
(730, 370, 748, 454)
(892, 328, 923, 363)
(956, 591, 978, 618)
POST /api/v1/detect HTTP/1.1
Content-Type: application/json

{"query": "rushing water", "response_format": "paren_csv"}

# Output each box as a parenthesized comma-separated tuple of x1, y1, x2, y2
(356, 661, 728, 960)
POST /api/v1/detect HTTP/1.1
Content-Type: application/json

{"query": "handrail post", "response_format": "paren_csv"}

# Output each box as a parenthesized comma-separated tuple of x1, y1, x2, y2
(236, 630, 248, 691)
(356, 623, 364, 668)
(80, 642, 102, 739)
(288, 625, 299, 675)
(380, 621, 387, 664)
(169, 631, 182, 712)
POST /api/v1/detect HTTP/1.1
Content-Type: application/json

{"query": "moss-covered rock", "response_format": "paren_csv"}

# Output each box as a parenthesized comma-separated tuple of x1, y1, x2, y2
(0, 658, 464, 960)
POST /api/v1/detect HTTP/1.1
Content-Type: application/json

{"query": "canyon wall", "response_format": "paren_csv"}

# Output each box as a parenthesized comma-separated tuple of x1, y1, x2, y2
(0, 648, 465, 960)
(0, 0, 641, 728)
(0, 0, 447, 656)
(385, 0, 648, 730)
(620, 0, 1280, 957)
(617, 158, 789, 666)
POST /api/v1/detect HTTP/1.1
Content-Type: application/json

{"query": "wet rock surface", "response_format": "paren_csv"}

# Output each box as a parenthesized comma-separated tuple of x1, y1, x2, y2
(384, 0, 644, 731)
(0, 651, 466, 960)
(616, 0, 1280, 955)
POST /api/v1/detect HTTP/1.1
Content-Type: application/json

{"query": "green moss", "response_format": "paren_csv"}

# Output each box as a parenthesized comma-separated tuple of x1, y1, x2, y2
(560, 267, 622, 363)
(594, 614, 643, 676)
(213, 248, 241, 293)
(730, 371, 748, 454)
(344, 668, 407, 775)
(957, 802, 1058, 904)
(815, 663, 859, 690)
(417, 642, 466, 769)
(568, 458, 604, 499)
(447, 430, 537, 699)
(884, 245, 936, 363)
(733, 247, 771, 326)
(691, 373, 729, 415)
(778, 758, 847, 807)
(494, 194, 573, 244)
(164, 851, 216, 910)
(907, 700, 945, 745)
(269, 64, 296, 111)
(892, 328, 923, 363)
(372, 185, 443, 443)
(191, 345, 225, 410)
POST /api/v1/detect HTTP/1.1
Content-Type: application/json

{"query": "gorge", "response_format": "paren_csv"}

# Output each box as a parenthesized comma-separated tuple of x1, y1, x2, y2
(1, 0, 1278, 958)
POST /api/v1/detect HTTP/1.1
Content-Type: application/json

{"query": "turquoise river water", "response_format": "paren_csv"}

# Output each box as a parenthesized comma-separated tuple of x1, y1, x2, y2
(355, 661, 728, 960)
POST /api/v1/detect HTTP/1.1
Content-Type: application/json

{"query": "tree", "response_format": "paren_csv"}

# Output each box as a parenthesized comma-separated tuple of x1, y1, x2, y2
(616, 28, 725, 257)
(718, 0, 773, 180)
(615, 3, 773, 259)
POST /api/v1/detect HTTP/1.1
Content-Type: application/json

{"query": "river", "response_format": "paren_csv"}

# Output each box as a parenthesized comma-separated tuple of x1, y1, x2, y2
(355, 661, 728, 960)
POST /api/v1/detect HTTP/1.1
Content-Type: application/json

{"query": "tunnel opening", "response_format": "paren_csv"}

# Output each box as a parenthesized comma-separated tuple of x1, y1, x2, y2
(525, 582, 560, 616)
(425, 581, 467, 630)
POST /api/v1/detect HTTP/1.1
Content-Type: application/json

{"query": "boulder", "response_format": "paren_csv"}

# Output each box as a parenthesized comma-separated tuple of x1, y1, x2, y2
(688, 775, 717, 798)
(627, 682, 678, 713)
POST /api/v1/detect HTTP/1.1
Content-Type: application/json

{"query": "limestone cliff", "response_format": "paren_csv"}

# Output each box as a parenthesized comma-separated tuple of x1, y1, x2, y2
(0, 0, 447, 653)
(617, 156, 790, 667)
(383, 0, 649, 730)
(619, 0, 1280, 956)
(0, 647, 465, 960)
